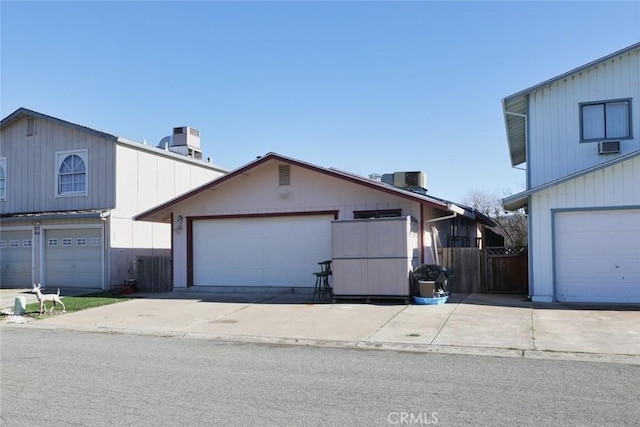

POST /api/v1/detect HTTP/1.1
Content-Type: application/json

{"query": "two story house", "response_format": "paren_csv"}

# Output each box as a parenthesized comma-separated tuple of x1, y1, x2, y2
(502, 42, 640, 303)
(0, 108, 227, 290)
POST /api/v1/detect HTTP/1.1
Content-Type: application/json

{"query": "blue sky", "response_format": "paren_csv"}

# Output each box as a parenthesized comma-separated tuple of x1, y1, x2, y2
(2, 1, 639, 203)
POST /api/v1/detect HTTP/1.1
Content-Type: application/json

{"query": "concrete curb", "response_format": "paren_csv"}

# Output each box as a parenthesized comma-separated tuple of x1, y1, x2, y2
(5, 322, 639, 365)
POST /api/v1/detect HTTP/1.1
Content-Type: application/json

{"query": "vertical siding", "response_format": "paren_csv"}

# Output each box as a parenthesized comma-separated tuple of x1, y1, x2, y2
(531, 155, 640, 299)
(0, 117, 115, 214)
(528, 48, 640, 188)
(110, 143, 224, 284)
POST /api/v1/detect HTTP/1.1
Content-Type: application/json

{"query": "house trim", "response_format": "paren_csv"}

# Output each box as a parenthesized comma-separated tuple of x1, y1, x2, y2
(0, 210, 108, 222)
(503, 149, 640, 210)
(135, 153, 453, 223)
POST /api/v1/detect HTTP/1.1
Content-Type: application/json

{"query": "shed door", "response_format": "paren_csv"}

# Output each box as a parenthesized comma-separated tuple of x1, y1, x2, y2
(45, 228, 103, 288)
(192, 215, 333, 287)
(555, 209, 640, 303)
(0, 230, 33, 287)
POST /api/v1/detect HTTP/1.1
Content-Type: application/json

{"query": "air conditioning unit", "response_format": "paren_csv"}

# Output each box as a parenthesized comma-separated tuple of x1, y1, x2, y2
(172, 126, 201, 148)
(393, 171, 427, 189)
(598, 141, 620, 155)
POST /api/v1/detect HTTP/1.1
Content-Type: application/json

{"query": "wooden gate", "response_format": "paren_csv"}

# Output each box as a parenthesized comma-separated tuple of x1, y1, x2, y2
(484, 246, 528, 294)
(440, 248, 481, 293)
(439, 247, 528, 294)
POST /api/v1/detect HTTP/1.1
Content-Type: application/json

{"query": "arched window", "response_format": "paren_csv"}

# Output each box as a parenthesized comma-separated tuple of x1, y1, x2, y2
(57, 151, 87, 196)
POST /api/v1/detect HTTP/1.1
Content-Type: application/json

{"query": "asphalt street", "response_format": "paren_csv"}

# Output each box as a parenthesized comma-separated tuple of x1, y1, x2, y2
(2, 328, 639, 426)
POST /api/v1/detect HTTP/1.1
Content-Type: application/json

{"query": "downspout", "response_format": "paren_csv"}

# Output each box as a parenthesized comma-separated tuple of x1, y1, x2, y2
(420, 204, 425, 264)
(100, 211, 111, 290)
(424, 204, 466, 264)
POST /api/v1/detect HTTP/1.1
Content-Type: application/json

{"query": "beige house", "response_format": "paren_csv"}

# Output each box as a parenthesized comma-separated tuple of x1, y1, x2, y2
(136, 153, 496, 293)
(0, 108, 226, 289)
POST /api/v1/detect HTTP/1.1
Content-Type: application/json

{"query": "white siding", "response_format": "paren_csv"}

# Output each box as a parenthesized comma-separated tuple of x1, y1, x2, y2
(529, 155, 640, 301)
(528, 48, 640, 188)
(109, 143, 224, 285)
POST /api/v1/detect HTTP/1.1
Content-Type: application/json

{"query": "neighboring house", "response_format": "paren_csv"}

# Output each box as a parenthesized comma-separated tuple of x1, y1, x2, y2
(135, 152, 497, 292)
(502, 42, 640, 303)
(0, 108, 227, 289)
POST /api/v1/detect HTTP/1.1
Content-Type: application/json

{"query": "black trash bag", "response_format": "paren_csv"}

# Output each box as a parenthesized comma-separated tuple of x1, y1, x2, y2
(410, 264, 451, 295)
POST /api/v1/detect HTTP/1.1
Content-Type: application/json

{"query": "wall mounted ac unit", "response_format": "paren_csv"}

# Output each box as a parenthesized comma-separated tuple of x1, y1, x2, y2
(598, 141, 620, 155)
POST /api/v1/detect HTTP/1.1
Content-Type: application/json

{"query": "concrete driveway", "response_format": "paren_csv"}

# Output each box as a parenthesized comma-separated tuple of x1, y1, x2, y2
(2, 288, 639, 364)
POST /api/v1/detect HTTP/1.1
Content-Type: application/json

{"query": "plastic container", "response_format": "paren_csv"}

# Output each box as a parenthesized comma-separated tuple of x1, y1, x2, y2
(417, 280, 436, 297)
(413, 295, 448, 305)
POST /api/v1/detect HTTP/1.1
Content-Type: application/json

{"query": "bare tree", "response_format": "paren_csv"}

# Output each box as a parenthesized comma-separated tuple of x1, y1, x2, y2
(463, 190, 528, 246)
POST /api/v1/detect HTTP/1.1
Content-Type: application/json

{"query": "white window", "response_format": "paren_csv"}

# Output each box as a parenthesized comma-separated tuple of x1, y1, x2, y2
(581, 99, 632, 141)
(76, 238, 87, 246)
(56, 149, 88, 197)
(48, 239, 58, 246)
(0, 240, 6, 248)
(62, 238, 73, 246)
(91, 237, 101, 246)
(23, 240, 32, 247)
(10, 240, 19, 248)
(0, 158, 6, 201)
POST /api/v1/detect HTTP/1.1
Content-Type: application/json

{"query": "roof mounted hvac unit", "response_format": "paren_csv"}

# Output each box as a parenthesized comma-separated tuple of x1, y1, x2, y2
(393, 171, 427, 189)
(598, 141, 620, 155)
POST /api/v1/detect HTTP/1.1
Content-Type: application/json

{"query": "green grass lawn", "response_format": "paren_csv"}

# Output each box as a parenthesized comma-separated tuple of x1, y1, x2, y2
(25, 292, 133, 318)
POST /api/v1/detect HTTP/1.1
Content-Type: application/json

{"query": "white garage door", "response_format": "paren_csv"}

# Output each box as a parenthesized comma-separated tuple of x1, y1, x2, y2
(45, 228, 103, 288)
(555, 209, 640, 303)
(0, 229, 33, 287)
(192, 215, 333, 287)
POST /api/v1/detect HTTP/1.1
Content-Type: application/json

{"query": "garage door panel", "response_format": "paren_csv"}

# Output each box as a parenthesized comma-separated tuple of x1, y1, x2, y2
(45, 228, 102, 288)
(555, 209, 640, 303)
(0, 230, 33, 287)
(193, 215, 333, 287)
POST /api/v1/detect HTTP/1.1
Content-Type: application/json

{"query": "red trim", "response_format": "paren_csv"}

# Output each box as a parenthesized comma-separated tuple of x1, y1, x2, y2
(188, 210, 339, 221)
(186, 217, 193, 287)
(135, 153, 449, 221)
(170, 213, 175, 290)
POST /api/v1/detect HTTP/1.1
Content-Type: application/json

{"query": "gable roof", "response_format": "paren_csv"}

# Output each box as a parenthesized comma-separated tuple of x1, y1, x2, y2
(135, 152, 496, 226)
(502, 149, 640, 211)
(502, 42, 640, 167)
(1, 107, 227, 172)
(1, 107, 118, 141)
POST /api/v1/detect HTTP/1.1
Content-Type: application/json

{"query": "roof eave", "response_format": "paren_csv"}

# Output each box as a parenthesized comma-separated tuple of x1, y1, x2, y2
(135, 153, 457, 222)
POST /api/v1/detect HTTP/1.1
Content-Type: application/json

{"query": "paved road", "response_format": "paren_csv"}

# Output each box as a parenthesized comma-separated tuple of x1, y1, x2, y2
(2, 328, 639, 426)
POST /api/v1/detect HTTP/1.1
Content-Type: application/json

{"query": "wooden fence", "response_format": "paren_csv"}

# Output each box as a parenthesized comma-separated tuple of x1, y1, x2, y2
(440, 246, 528, 294)
(441, 248, 481, 293)
(136, 256, 173, 292)
(484, 247, 528, 293)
